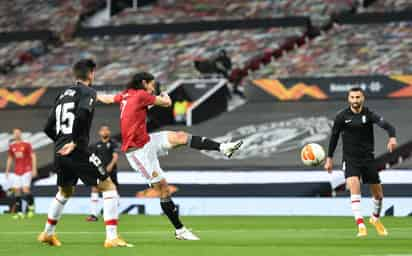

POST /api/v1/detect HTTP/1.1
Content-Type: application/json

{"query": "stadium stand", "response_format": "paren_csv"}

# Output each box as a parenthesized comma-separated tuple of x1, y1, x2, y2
(252, 21, 412, 79)
(0, 27, 304, 87)
(362, 0, 412, 12)
(107, 0, 355, 26)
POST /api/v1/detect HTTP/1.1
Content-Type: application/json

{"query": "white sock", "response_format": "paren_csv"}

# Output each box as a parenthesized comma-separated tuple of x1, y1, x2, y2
(372, 198, 382, 221)
(90, 192, 99, 216)
(103, 190, 119, 240)
(351, 194, 365, 227)
(44, 192, 68, 235)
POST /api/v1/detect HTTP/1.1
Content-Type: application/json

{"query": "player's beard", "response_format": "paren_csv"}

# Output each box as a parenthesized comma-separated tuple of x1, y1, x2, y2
(102, 135, 109, 140)
(351, 102, 362, 111)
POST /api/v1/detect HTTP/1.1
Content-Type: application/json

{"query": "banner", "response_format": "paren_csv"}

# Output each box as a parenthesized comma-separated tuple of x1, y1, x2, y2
(247, 75, 412, 102)
(0, 85, 125, 109)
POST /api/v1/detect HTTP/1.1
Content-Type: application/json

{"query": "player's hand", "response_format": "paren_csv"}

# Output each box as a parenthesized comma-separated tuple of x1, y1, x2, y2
(106, 165, 113, 173)
(58, 142, 76, 156)
(324, 157, 333, 173)
(387, 137, 397, 152)
(32, 170, 38, 178)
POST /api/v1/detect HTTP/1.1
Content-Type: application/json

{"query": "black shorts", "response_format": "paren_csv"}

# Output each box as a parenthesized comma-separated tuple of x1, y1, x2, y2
(343, 159, 380, 184)
(55, 149, 108, 187)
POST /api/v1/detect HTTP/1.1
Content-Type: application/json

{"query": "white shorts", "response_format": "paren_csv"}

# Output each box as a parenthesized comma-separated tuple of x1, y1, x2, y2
(11, 172, 32, 189)
(125, 132, 171, 184)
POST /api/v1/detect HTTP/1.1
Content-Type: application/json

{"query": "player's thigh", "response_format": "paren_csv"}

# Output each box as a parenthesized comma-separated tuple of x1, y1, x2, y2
(76, 152, 109, 187)
(21, 172, 32, 191)
(150, 131, 172, 155)
(11, 174, 23, 191)
(125, 146, 163, 184)
(56, 155, 80, 187)
(109, 171, 119, 188)
(343, 160, 361, 179)
(361, 161, 380, 184)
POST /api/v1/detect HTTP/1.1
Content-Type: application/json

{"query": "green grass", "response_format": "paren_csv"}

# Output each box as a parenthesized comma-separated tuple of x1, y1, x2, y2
(0, 215, 411, 256)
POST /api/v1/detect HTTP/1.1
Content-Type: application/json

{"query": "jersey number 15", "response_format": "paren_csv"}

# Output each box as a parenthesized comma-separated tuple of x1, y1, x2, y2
(55, 102, 75, 135)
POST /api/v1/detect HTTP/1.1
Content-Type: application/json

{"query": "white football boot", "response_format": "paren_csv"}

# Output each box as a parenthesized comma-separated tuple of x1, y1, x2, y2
(220, 140, 243, 158)
(175, 227, 200, 240)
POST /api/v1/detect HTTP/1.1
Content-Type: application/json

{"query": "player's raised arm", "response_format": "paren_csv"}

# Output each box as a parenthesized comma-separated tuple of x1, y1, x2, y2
(369, 111, 397, 152)
(154, 93, 172, 107)
(97, 94, 116, 104)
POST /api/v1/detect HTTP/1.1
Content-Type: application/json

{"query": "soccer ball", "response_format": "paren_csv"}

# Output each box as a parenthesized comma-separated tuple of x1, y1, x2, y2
(301, 143, 326, 166)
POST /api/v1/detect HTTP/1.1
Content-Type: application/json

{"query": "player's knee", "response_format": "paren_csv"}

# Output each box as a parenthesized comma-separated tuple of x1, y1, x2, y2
(98, 178, 116, 192)
(91, 186, 99, 193)
(59, 186, 74, 198)
(168, 131, 188, 146)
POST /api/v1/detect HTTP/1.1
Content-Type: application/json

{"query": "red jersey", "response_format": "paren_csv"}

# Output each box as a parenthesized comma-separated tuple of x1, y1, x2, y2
(8, 141, 33, 175)
(114, 89, 156, 152)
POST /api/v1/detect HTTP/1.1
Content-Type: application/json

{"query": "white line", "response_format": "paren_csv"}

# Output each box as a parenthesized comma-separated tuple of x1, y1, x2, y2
(0, 227, 409, 235)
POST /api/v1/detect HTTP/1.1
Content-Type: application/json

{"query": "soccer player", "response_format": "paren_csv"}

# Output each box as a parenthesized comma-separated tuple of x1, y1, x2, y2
(38, 59, 132, 248)
(98, 72, 242, 240)
(324, 87, 397, 237)
(86, 125, 119, 222)
(5, 128, 37, 219)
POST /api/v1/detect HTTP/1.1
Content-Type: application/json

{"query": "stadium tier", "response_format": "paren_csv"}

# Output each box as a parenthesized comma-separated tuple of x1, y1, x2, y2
(363, 0, 412, 12)
(107, 0, 354, 26)
(252, 22, 412, 79)
(0, 0, 100, 34)
(0, 27, 303, 87)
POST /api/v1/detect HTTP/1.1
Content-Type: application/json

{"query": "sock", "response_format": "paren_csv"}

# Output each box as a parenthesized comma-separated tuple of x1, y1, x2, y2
(90, 192, 99, 217)
(189, 135, 220, 151)
(372, 198, 382, 221)
(24, 193, 35, 212)
(15, 196, 22, 214)
(44, 192, 68, 235)
(103, 190, 119, 240)
(351, 194, 365, 227)
(160, 197, 183, 230)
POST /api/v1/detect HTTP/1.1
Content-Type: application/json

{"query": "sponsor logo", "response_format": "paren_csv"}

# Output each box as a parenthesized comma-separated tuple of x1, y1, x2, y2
(345, 120, 352, 124)
(389, 75, 412, 98)
(0, 88, 46, 108)
(253, 79, 328, 100)
(202, 117, 333, 160)
(329, 81, 383, 93)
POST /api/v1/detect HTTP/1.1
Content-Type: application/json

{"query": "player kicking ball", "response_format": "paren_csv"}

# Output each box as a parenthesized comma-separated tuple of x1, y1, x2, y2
(98, 72, 242, 240)
(325, 87, 397, 237)
(38, 59, 132, 248)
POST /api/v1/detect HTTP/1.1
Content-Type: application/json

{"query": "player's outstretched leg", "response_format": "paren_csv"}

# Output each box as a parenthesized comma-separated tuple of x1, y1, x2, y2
(369, 184, 388, 236)
(347, 177, 367, 237)
(99, 178, 133, 248)
(38, 186, 73, 246)
(153, 179, 199, 240)
(167, 131, 242, 158)
(86, 186, 99, 222)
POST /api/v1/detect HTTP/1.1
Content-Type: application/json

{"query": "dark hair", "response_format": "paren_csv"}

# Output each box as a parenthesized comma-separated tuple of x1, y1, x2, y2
(73, 58, 96, 80)
(348, 87, 364, 95)
(127, 72, 155, 90)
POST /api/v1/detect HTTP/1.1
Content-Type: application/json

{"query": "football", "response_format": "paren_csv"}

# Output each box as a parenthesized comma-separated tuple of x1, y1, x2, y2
(301, 143, 326, 166)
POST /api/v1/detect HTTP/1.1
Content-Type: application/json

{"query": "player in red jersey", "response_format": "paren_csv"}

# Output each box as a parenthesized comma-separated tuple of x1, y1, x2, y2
(98, 72, 242, 240)
(5, 128, 37, 219)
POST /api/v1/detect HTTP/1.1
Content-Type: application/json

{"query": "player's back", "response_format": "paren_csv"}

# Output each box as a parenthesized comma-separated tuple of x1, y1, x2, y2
(115, 89, 156, 152)
(47, 84, 97, 152)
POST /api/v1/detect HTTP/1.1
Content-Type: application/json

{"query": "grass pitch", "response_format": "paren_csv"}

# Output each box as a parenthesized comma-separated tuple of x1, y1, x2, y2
(0, 215, 411, 256)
